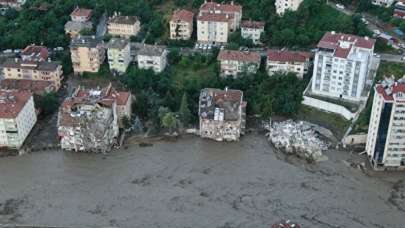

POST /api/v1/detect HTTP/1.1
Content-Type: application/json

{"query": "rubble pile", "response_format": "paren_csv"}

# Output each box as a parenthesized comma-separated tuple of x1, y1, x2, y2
(265, 120, 328, 162)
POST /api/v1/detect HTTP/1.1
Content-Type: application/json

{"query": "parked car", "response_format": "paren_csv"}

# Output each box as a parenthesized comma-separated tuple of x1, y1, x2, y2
(13, 49, 21, 54)
(336, 4, 345, 9)
(3, 49, 12, 54)
(373, 29, 381, 36)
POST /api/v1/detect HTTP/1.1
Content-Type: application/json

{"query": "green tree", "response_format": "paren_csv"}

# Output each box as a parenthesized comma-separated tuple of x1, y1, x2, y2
(35, 92, 59, 115)
(161, 112, 177, 133)
(178, 93, 192, 126)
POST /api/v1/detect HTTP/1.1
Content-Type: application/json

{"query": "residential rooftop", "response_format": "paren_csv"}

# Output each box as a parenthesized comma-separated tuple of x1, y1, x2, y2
(376, 76, 405, 101)
(171, 9, 194, 23)
(218, 50, 261, 62)
(0, 89, 32, 119)
(200, 1, 242, 13)
(21, 45, 49, 61)
(3, 58, 61, 71)
(135, 43, 166, 56)
(197, 12, 233, 22)
(108, 15, 139, 25)
(70, 7, 92, 18)
(70, 35, 103, 48)
(107, 38, 130, 50)
(241, 20, 265, 29)
(0, 79, 56, 95)
(267, 50, 311, 62)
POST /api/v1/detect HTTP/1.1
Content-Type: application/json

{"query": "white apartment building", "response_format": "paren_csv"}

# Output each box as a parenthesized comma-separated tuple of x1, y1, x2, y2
(107, 14, 141, 38)
(275, 0, 304, 15)
(217, 50, 261, 78)
(267, 50, 311, 79)
(197, 1, 242, 44)
(366, 77, 405, 170)
(241, 20, 265, 44)
(372, 0, 395, 7)
(136, 44, 167, 73)
(0, 90, 37, 149)
(170, 9, 194, 40)
(107, 38, 131, 74)
(311, 32, 375, 102)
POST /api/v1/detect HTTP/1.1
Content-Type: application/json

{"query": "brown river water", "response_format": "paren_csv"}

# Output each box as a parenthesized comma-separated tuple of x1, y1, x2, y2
(0, 133, 404, 228)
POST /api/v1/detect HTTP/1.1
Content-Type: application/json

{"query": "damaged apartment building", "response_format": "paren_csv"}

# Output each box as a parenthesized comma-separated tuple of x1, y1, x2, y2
(199, 88, 246, 141)
(57, 84, 132, 153)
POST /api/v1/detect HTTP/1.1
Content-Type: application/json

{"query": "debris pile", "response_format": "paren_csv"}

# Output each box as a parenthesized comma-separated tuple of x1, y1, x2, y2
(264, 120, 328, 162)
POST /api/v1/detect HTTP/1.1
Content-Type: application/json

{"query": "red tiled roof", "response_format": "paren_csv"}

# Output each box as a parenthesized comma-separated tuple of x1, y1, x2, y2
(376, 82, 405, 101)
(0, 79, 55, 95)
(70, 7, 92, 18)
(218, 50, 261, 62)
(267, 50, 311, 62)
(200, 1, 242, 13)
(394, 9, 405, 18)
(241, 20, 265, 29)
(213, 89, 242, 103)
(318, 32, 375, 50)
(334, 45, 352, 58)
(21, 45, 49, 61)
(0, 90, 32, 119)
(171, 9, 194, 23)
(197, 12, 233, 22)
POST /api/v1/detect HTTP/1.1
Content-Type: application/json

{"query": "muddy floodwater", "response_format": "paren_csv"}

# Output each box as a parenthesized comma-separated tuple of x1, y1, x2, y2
(0, 133, 404, 228)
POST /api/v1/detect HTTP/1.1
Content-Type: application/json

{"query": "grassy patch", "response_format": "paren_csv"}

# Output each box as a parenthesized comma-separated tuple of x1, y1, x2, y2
(295, 106, 351, 139)
(376, 61, 405, 81)
(375, 39, 402, 55)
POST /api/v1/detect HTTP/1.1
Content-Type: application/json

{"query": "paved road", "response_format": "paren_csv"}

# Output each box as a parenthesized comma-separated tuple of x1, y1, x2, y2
(379, 53, 405, 63)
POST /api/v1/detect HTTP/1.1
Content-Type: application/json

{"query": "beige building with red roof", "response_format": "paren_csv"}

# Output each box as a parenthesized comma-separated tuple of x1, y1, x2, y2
(0, 89, 37, 149)
(107, 14, 141, 38)
(217, 50, 261, 78)
(197, 1, 242, 44)
(241, 20, 265, 44)
(267, 50, 311, 79)
(199, 88, 246, 141)
(311, 31, 375, 102)
(170, 9, 194, 40)
(70, 7, 92, 23)
(366, 77, 405, 170)
(57, 84, 132, 152)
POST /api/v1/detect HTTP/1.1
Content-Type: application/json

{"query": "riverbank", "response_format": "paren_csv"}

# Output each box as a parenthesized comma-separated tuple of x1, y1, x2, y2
(0, 133, 403, 228)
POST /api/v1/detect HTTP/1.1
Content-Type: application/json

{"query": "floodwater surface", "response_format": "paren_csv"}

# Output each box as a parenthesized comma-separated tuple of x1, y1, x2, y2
(0, 134, 403, 228)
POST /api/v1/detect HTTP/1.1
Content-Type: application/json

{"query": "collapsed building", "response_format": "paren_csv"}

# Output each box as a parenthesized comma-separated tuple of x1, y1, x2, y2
(57, 84, 132, 153)
(199, 88, 246, 141)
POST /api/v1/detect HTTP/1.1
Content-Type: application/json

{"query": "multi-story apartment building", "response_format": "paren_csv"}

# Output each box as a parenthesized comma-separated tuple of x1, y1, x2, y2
(170, 9, 194, 40)
(107, 38, 131, 74)
(21, 45, 49, 62)
(394, 0, 405, 19)
(241, 20, 265, 44)
(0, 89, 37, 149)
(267, 50, 311, 79)
(199, 1, 242, 31)
(136, 44, 167, 73)
(366, 77, 405, 170)
(197, 1, 242, 44)
(0, 0, 26, 9)
(57, 84, 132, 152)
(0, 79, 56, 95)
(217, 50, 261, 78)
(275, 0, 303, 15)
(199, 88, 246, 141)
(70, 35, 105, 75)
(107, 14, 141, 38)
(372, 0, 395, 7)
(65, 7, 93, 37)
(2, 58, 63, 90)
(311, 31, 375, 102)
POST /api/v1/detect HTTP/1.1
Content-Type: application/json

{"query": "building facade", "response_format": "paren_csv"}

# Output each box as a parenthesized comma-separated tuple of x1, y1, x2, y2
(70, 35, 105, 75)
(2, 58, 63, 90)
(0, 90, 37, 149)
(57, 84, 131, 153)
(366, 77, 405, 170)
(65, 7, 93, 37)
(394, 0, 405, 19)
(275, 0, 303, 15)
(136, 44, 167, 73)
(217, 50, 261, 78)
(241, 20, 265, 44)
(170, 9, 194, 40)
(197, 1, 242, 44)
(199, 88, 246, 141)
(107, 14, 141, 38)
(107, 38, 131, 74)
(311, 32, 375, 102)
(267, 50, 311, 79)
(372, 0, 395, 7)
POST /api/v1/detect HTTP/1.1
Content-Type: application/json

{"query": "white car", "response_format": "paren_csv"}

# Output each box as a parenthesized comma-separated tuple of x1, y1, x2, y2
(373, 29, 381, 36)
(336, 4, 345, 10)
(3, 49, 12, 54)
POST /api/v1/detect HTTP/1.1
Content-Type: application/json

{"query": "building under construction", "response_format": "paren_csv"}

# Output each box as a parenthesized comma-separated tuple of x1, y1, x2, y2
(199, 88, 246, 141)
(57, 84, 132, 153)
